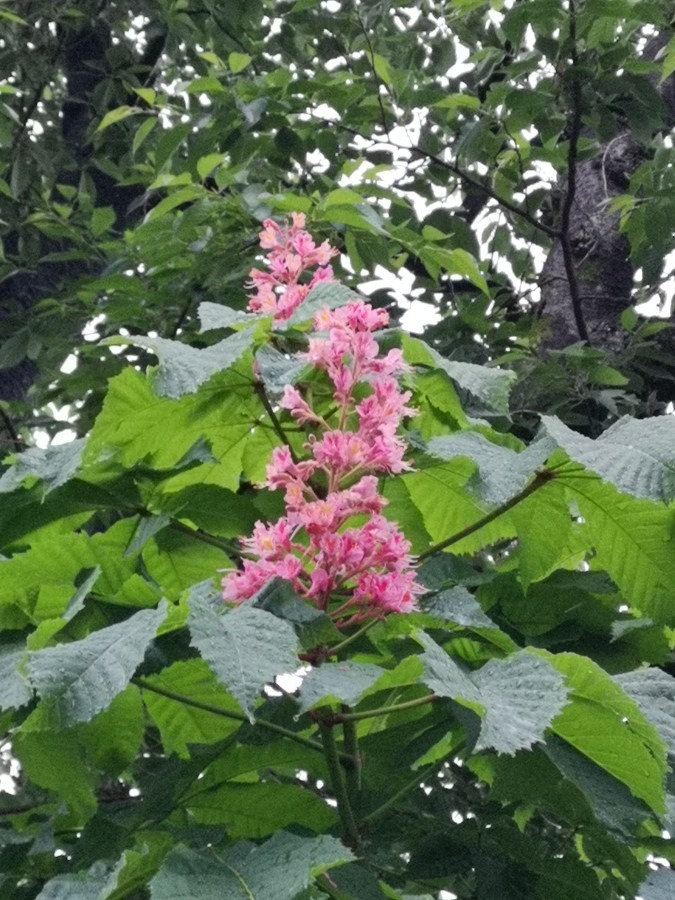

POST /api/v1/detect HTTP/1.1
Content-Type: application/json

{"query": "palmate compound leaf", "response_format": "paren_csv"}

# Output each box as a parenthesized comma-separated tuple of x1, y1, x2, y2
(0, 438, 85, 495)
(254, 344, 308, 398)
(27, 602, 167, 726)
(418, 633, 568, 754)
(542, 414, 675, 501)
(112, 327, 256, 398)
(149, 832, 354, 900)
(0, 640, 33, 710)
(187, 589, 299, 720)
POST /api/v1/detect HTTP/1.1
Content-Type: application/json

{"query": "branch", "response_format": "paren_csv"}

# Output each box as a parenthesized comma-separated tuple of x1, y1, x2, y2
(333, 121, 559, 239)
(319, 721, 362, 851)
(416, 467, 556, 562)
(0, 407, 26, 452)
(132, 676, 355, 765)
(559, 0, 590, 344)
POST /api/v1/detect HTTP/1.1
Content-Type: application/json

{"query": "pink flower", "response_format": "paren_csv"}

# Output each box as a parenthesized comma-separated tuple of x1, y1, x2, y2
(222, 218, 422, 623)
(246, 217, 339, 321)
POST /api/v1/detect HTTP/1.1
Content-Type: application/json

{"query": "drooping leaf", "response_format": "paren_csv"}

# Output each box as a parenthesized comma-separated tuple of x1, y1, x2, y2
(402, 334, 516, 414)
(187, 592, 299, 719)
(283, 281, 361, 327)
(27, 602, 167, 725)
(297, 661, 387, 714)
(613, 668, 675, 759)
(638, 867, 675, 900)
(149, 832, 353, 900)
(542, 414, 675, 501)
(254, 344, 307, 397)
(115, 330, 256, 398)
(0, 640, 32, 710)
(418, 634, 567, 754)
(425, 431, 555, 504)
(547, 652, 667, 814)
(0, 439, 85, 495)
(198, 301, 261, 332)
(563, 474, 675, 623)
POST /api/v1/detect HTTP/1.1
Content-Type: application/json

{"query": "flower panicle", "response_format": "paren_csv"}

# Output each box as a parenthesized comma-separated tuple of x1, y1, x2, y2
(223, 217, 423, 624)
(247, 212, 339, 321)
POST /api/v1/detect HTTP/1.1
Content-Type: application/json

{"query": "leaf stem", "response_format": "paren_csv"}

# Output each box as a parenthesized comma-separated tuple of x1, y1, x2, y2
(319, 720, 362, 851)
(327, 620, 377, 657)
(320, 693, 438, 725)
(133, 676, 354, 765)
(416, 467, 556, 562)
(362, 759, 442, 824)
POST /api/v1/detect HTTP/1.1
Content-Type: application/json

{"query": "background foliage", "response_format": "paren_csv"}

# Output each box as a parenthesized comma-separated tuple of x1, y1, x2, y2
(0, 1, 674, 898)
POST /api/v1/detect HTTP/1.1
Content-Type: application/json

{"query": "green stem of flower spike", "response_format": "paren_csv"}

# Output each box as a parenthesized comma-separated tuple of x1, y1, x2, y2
(417, 468, 556, 562)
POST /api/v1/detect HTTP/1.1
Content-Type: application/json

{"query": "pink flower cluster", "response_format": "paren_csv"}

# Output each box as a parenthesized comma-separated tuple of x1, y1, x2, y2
(222, 218, 423, 625)
(247, 212, 339, 320)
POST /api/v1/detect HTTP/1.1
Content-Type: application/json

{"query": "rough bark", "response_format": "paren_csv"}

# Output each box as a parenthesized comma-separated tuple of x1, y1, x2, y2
(540, 32, 675, 353)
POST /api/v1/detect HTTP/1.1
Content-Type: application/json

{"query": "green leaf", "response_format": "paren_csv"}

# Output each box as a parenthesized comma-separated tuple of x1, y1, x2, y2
(115, 329, 256, 398)
(198, 301, 260, 331)
(141, 658, 243, 758)
(96, 105, 139, 131)
(283, 281, 361, 327)
(297, 661, 387, 714)
(543, 414, 675, 501)
(150, 833, 353, 900)
(564, 475, 675, 623)
(638, 868, 675, 900)
(27, 603, 167, 725)
(0, 439, 85, 495)
(86, 367, 261, 491)
(188, 593, 299, 719)
(547, 652, 667, 814)
(402, 334, 516, 414)
(419, 634, 567, 754)
(142, 530, 229, 599)
(185, 781, 337, 837)
(229, 52, 252, 73)
(0, 641, 32, 710)
(613, 668, 675, 760)
(425, 431, 554, 504)
(401, 457, 516, 554)
(510, 478, 576, 589)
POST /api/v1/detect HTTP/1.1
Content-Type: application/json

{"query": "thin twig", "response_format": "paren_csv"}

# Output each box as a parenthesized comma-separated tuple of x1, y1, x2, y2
(558, 0, 590, 344)
(332, 121, 559, 239)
